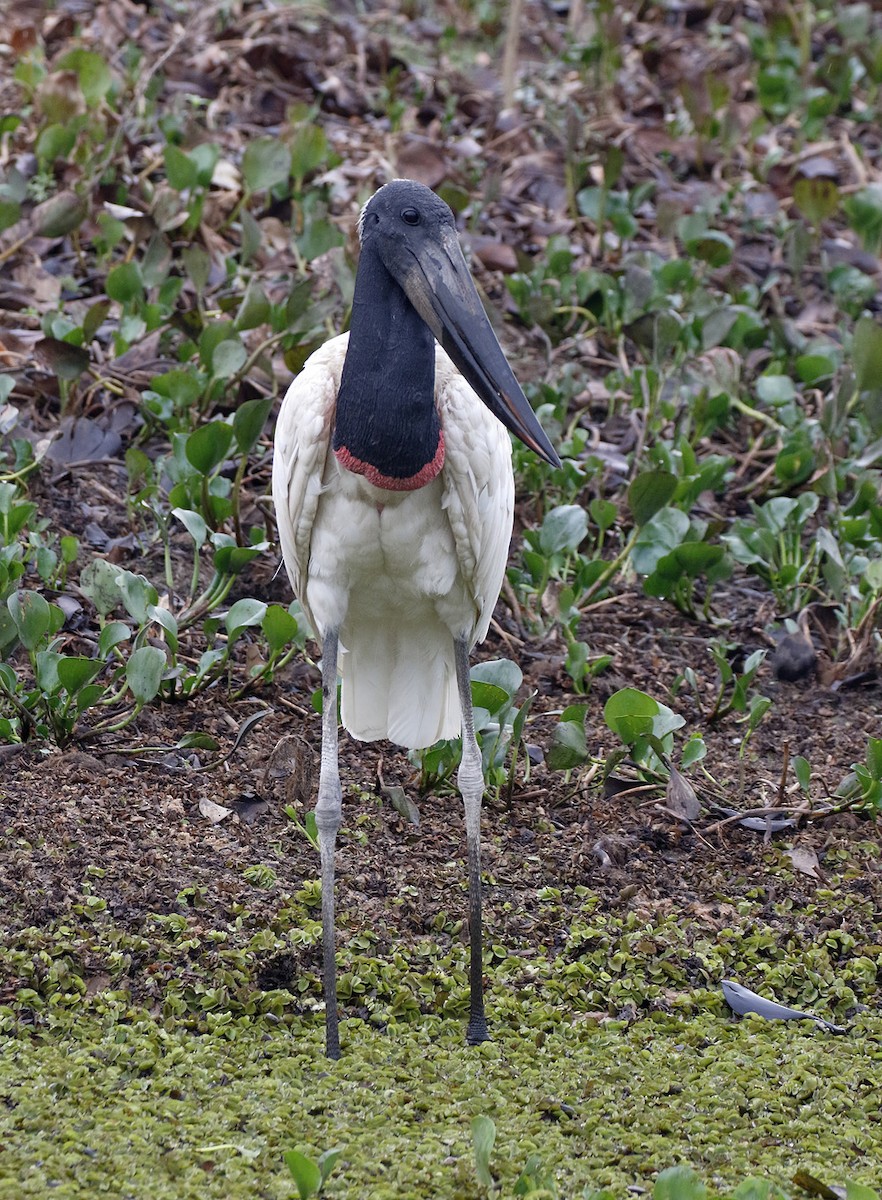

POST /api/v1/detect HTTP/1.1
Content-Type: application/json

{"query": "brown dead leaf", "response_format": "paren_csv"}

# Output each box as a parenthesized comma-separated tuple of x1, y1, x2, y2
(786, 846, 823, 881)
(469, 237, 519, 274)
(666, 766, 701, 821)
(394, 136, 448, 189)
(199, 796, 232, 824)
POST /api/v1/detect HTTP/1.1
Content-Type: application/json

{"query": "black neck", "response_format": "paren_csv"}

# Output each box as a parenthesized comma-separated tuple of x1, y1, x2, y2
(333, 243, 442, 482)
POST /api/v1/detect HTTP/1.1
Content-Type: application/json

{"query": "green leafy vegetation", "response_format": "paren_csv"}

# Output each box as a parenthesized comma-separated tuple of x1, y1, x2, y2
(4, 0, 882, 1196)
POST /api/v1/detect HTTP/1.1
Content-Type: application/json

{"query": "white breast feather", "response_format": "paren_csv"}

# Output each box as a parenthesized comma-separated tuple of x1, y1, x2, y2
(271, 336, 516, 748)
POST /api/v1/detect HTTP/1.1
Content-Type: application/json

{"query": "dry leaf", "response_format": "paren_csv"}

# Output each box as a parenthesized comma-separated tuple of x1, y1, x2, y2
(786, 846, 823, 880)
(199, 796, 232, 824)
(666, 766, 701, 821)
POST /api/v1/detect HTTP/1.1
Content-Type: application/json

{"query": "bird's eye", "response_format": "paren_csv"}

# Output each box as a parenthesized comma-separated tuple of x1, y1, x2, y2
(401, 208, 420, 226)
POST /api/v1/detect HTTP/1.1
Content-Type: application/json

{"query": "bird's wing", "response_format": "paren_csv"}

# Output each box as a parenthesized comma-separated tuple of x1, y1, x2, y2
(436, 346, 515, 647)
(271, 334, 348, 633)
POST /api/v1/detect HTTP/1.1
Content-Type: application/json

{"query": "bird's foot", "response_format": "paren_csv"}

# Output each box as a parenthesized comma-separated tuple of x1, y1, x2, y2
(466, 1013, 491, 1045)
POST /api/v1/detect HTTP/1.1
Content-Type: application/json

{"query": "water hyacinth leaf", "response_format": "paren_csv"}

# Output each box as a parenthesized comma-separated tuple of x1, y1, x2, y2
(853, 316, 882, 394)
(681, 734, 707, 769)
(75, 683, 105, 713)
(290, 123, 330, 186)
(666, 765, 701, 820)
(538, 504, 588, 555)
(211, 337, 247, 380)
(163, 143, 198, 191)
(297, 217, 345, 261)
(178, 732, 220, 750)
(510, 688, 534, 749)
(793, 176, 839, 226)
(685, 229, 734, 267)
(186, 421, 234, 474)
(0, 196, 20, 232)
(1, 496, 36, 534)
(671, 541, 725, 576)
(77, 559, 121, 624)
(234, 280, 271, 331)
(844, 1183, 881, 1200)
(182, 244, 211, 292)
(57, 656, 102, 693)
(865, 736, 882, 780)
(547, 717, 589, 770)
(756, 374, 796, 406)
(318, 1147, 344, 1187)
(283, 802, 321, 851)
(106, 261, 143, 304)
(225, 597, 267, 636)
(384, 782, 421, 826)
(745, 694, 772, 734)
(98, 620, 131, 657)
(147, 605, 179, 655)
(845, 185, 882, 253)
(471, 1115, 496, 1190)
(654, 1165, 707, 1200)
(262, 604, 299, 653)
(240, 208, 262, 262)
(471, 658, 522, 699)
(470, 681, 510, 716)
(147, 368, 203, 413)
(604, 687, 685, 746)
(242, 138, 291, 193)
(795, 345, 839, 384)
(58, 48, 112, 105)
(196, 648, 226, 681)
(513, 1153, 557, 1198)
(775, 435, 815, 485)
(213, 543, 267, 574)
(233, 394, 274, 454)
(141, 233, 172, 288)
(36, 123, 76, 165)
(117, 571, 159, 625)
(172, 507, 208, 546)
(628, 471, 678, 527)
(283, 1150, 322, 1200)
(126, 645, 166, 705)
(589, 497, 617, 532)
(631, 508, 690, 575)
(190, 143, 220, 188)
(8, 589, 51, 650)
(33, 655, 61, 703)
(32, 190, 88, 238)
(793, 754, 812, 791)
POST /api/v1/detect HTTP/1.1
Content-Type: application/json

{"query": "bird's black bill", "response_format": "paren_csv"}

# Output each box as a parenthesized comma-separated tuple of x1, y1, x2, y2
(393, 228, 561, 469)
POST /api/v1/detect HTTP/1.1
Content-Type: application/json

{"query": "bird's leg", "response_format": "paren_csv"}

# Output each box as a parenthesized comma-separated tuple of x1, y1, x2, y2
(317, 630, 342, 1059)
(455, 637, 490, 1045)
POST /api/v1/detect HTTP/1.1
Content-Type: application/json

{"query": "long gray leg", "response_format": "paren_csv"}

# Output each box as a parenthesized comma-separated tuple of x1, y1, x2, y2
(455, 637, 490, 1045)
(317, 630, 342, 1059)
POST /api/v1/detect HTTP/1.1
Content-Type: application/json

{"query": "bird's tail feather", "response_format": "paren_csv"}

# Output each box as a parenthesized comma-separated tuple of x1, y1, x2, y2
(339, 621, 460, 749)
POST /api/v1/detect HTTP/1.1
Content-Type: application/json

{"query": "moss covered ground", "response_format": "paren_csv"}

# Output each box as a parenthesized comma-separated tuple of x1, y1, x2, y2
(1, 1006, 880, 1199)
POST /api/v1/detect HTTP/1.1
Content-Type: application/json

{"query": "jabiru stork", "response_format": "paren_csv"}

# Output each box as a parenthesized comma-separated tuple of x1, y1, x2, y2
(272, 179, 559, 1059)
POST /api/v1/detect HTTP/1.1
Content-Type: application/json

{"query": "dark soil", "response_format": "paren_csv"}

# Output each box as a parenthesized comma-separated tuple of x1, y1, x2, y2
(2, 562, 880, 1015)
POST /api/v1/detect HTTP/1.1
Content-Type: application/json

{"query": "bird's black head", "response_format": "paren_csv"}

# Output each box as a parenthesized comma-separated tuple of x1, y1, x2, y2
(352, 179, 560, 469)
(357, 179, 455, 254)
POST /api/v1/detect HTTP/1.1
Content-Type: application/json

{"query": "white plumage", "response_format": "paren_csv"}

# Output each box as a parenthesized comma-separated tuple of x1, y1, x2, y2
(272, 332, 514, 750)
